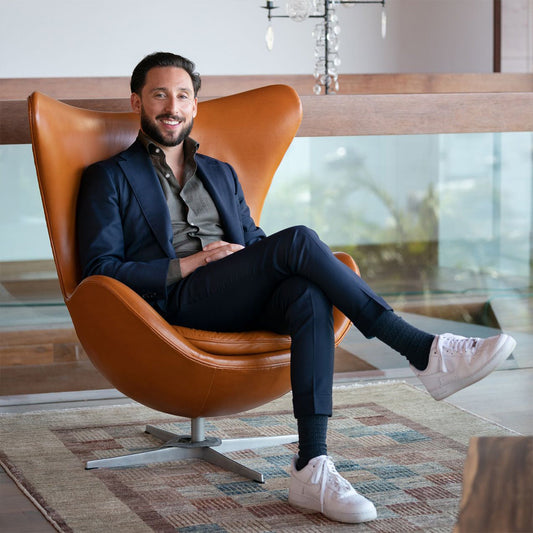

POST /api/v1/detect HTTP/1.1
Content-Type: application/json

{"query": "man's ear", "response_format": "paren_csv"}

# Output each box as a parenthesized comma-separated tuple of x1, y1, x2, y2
(131, 93, 141, 114)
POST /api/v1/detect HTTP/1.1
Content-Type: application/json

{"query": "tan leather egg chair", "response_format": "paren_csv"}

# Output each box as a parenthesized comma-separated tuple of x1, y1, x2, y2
(28, 86, 359, 482)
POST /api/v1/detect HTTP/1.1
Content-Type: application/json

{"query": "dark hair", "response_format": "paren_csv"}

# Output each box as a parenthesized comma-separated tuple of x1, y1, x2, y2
(130, 52, 201, 96)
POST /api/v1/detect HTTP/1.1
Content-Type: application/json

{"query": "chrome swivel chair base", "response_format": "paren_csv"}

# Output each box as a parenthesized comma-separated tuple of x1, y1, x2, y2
(85, 417, 298, 483)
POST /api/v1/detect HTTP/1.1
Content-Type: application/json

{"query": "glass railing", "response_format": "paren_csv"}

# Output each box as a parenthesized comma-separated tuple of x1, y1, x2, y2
(261, 132, 533, 339)
(0, 144, 67, 328)
(1, 132, 532, 360)
(0, 144, 52, 261)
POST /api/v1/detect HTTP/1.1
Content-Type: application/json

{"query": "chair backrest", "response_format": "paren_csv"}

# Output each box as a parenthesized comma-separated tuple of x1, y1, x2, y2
(28, 86, 302, 300)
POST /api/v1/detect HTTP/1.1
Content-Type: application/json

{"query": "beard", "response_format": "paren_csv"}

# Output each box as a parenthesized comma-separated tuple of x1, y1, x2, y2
(140, 109, 194, 147)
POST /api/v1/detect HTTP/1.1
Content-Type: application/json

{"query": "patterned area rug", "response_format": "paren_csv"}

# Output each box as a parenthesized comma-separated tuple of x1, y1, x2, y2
(0, 383, 516, 532)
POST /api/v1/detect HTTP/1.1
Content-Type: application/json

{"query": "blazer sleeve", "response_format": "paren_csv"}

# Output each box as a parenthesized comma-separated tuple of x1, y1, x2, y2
(76, 161, 170, 301)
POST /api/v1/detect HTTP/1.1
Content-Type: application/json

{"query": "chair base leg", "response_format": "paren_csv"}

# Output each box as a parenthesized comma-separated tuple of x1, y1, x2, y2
(85, 418, 298, 483)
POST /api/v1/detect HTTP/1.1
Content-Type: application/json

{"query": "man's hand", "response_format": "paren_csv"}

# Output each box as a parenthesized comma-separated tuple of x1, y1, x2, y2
(179, 241, 244, 278)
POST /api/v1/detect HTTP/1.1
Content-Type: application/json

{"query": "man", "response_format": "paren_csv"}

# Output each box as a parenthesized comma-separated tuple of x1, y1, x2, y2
(77, 52, 517, 524)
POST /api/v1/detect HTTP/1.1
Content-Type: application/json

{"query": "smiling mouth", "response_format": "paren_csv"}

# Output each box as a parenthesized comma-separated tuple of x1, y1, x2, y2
(158, 115, 183, 127)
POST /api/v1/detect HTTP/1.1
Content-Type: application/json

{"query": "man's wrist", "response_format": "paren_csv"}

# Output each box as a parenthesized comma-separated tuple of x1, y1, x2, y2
(166, 258, 183, 286)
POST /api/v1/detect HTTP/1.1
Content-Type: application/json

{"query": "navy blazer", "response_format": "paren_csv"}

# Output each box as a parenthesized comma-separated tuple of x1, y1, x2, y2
(77, 139, 266, 309)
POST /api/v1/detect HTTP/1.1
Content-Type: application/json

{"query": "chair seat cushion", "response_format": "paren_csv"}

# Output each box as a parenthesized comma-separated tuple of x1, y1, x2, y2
(173, 326, 291, 356)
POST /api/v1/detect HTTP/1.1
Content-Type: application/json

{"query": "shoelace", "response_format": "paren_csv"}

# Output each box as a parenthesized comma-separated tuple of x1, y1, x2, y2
(443, 336, 478, 352)
(309, 456, 353, 512)
(439, 335, 479, 371)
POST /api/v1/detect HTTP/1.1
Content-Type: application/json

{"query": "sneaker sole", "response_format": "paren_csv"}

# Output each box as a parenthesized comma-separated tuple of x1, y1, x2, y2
(288, 495, 377, 523)
(430, 334, 516, 401)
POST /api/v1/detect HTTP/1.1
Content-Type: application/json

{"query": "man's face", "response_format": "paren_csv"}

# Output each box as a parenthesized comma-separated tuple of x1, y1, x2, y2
(131, 66, 198, 147)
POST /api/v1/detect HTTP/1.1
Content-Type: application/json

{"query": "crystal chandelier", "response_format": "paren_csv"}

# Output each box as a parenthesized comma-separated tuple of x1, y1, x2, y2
(261, 0, 386, 94)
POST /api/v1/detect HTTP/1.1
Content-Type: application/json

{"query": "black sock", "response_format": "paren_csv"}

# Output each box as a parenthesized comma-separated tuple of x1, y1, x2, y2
(296, 414, 328, 471)
(371, 310, 435, 371)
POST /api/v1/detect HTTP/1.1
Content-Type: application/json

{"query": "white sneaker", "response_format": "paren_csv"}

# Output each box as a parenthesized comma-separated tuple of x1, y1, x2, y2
(412, 333, 516, 401)
(288, 455, 377, 523)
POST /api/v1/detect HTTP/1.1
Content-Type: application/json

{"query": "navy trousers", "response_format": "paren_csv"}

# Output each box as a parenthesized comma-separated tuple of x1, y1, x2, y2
(167, 226, 391, 418)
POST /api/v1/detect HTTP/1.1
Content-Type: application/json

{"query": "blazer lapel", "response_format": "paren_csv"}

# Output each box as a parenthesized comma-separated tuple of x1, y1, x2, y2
(196, 157, 243, 245)
(118, 141, 175, 257)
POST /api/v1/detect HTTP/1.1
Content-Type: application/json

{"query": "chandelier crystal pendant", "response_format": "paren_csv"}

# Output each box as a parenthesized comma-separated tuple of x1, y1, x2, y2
(262, 0, 386, 94)
(286, 0, 313, 21)
(381, 5, 387, 38)
(265, 23, 275, 50)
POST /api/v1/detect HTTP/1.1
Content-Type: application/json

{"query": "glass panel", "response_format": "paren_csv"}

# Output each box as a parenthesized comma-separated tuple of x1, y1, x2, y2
(0, 145, 67, 329)
(2, 134, 532, 344)
(262, 132, 533, 339)
(0, 144, 52, 261)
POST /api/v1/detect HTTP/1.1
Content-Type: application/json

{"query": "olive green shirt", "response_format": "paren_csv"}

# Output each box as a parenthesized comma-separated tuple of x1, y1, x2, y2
(138, 132, 224, 284)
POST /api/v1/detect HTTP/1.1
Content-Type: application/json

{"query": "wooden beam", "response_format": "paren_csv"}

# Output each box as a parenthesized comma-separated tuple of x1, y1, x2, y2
(0, 98, 131, 145)
(298, 92, 533, 136)
(2, 73, 533, 100)
(3, 91, 533, 145)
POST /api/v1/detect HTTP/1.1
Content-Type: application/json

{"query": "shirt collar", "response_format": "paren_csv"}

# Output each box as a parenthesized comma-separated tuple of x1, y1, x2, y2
(137, 130, 199, 158)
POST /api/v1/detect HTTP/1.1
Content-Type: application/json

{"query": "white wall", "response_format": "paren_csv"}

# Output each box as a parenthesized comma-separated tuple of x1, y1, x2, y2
(0, 0, 493, 79)
(501, 0, 533, 72)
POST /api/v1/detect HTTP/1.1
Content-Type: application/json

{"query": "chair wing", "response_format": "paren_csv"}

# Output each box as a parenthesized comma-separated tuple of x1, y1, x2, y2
(193, 85, 303, 223)
(28, 93, 139, 299)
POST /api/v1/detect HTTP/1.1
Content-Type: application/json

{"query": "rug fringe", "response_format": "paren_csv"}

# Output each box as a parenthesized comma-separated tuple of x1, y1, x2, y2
(0, 400, 140, 417)
(333, 379, 408, 390)
(0, 459, 65, 532)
